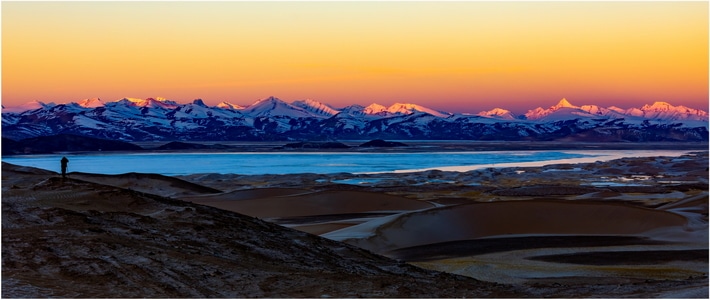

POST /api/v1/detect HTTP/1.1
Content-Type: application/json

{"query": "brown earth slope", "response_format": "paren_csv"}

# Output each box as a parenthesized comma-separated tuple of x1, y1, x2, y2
(2, 163, 524, 298)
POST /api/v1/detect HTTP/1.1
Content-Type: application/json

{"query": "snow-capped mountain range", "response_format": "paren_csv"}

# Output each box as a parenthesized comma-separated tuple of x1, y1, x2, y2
(2, 96, 708, 142)
(518, 98, 708, 122)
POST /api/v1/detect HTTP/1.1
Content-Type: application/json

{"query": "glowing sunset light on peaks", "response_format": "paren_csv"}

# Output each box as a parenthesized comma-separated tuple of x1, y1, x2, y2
(1, 1, 707, 114)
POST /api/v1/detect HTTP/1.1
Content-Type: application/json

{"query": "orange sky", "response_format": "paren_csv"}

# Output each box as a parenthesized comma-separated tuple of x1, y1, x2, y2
(2, 1, 708, 113)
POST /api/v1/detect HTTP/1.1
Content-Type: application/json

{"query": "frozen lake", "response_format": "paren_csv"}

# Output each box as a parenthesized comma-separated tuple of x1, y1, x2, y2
(2, 150, 693, 176)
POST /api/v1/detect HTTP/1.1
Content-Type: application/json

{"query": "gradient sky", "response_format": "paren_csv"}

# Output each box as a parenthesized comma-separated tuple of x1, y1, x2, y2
(2, 1, 708, 114)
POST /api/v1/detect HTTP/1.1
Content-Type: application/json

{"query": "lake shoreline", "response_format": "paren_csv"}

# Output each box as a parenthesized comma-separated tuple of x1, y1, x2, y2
(5, 140, 709, 156)
(3, 149, 701, 176)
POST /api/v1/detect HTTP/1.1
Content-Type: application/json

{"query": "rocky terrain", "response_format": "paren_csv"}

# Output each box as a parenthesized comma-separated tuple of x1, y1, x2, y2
(2, 151, 708, 298)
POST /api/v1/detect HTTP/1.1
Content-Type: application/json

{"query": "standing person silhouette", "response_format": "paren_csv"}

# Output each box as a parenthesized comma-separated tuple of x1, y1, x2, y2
(60, 157, 69, 179)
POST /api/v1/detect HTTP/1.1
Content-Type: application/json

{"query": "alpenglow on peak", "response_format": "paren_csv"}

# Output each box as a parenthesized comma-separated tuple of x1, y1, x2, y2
(552, 98, 577, 110)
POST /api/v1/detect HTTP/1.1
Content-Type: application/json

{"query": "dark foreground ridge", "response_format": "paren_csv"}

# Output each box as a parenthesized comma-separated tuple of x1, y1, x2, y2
(1, 163, 517, 298)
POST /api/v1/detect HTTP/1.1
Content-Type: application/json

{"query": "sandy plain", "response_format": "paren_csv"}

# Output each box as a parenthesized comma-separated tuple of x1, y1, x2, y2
(2, 148, 708, 297)
(178, 150, 709, 296)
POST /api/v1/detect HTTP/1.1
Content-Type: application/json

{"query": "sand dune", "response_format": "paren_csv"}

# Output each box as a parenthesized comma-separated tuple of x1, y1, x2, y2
(180, 189, 433, 219)
(70, 172, 222, 197)
(658, 191, 709, 211)
(318, 193, 707, 286)
(326, 200, 692, 253)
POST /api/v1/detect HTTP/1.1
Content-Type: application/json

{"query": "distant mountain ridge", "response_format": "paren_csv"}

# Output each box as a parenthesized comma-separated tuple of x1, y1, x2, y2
(5, 96, 706, 121)
(2, 96, 708, 142)
(514, 98, 708, 122)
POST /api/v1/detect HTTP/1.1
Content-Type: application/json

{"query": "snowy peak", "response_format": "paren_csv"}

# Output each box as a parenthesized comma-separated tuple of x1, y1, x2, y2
(522, 99, 708, 122)
(216, 101, 246, 110)
(387, 103, 423, 114)
(243, 96, 287, 115)
(248, 96, 281, 106)
(579, 104, 619, 117)
(363, 103, 388, 115)
(358, 102, 449, 117)
(638, 101, 708, 121)
(525, 98, 582, 120)
(120, 97, 147, 106)
(291, 99, 340, 117)
(642, 101, 674, 112)
(478, 108, 517, 120)
(552, 98, 577, 110)
(77, 97, 105, 108)
(386, 103, 450, 118)
(242, 96, 323, 118)
(117, 97, 179, 109)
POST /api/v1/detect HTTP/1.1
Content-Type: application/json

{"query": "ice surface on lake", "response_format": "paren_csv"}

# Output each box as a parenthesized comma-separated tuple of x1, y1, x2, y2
(1, 150, 692, 176)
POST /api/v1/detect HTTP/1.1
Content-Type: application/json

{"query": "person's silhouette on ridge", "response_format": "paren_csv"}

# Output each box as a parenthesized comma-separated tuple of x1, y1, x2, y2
(60, 157, 69, 179)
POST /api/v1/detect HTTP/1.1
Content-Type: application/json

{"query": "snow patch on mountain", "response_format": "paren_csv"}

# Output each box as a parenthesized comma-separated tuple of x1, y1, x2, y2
(73, 114, 109, 130)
